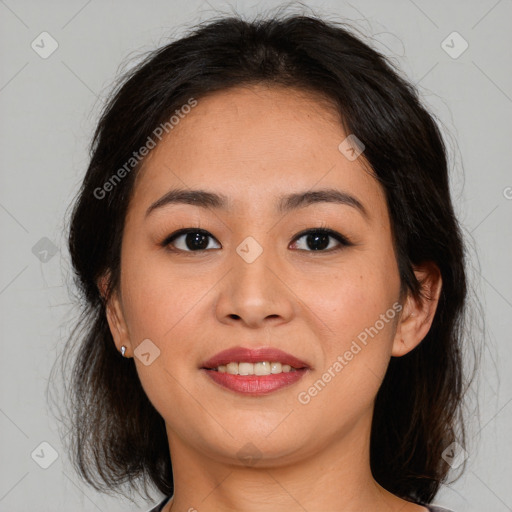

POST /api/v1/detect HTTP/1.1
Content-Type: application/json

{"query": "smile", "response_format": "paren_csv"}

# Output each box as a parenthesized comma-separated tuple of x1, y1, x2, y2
(200, 346, 311, 395)
(211, 361, 298, 375)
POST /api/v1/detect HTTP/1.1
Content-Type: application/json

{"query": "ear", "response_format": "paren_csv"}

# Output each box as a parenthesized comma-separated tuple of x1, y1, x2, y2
(97, 272, 132, 357)
(392, 262, 442, 357)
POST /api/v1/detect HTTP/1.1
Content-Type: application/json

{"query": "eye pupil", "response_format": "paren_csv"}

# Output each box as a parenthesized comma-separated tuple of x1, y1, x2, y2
(186, 232, 209, 250)
(166, 227, 347, 254)
(307, 232, 330, 251)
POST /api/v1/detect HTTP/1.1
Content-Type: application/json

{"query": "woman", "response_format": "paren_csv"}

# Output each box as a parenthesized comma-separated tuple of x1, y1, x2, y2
(60, 11, 471, 512)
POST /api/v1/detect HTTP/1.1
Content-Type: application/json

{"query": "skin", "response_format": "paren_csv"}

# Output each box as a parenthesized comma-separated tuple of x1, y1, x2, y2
(101, 84, 442, 512)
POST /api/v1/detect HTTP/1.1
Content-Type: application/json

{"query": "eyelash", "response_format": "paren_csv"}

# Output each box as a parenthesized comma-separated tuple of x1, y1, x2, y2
(160, 223, 353, 254)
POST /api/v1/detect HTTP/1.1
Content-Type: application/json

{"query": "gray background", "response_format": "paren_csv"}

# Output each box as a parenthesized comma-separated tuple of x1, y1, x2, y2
(0, 0, 511, 511)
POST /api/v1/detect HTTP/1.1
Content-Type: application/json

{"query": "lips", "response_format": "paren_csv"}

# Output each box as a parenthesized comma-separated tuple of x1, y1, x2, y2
(200, 346, 311, 396)
(200, 346, 310, 370)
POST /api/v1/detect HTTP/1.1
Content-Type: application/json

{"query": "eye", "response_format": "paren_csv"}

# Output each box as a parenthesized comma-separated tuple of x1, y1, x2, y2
(162, 228, 221, 252)
(161, 226, 353, 254)
(290, 228, 352, 252)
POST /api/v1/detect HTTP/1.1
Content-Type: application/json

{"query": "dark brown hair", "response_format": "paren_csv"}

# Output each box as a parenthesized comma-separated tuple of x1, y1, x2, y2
(49, 8, 478, 506)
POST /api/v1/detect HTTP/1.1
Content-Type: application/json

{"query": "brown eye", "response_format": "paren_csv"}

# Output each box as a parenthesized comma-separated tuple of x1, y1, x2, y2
(163, 229, 221, 252)
(290, 228, 352, 252)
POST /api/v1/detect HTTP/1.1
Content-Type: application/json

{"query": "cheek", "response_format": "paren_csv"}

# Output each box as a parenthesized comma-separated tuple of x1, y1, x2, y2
(294, 280, 399, 429)
(119, 248, 213, 342)
(295, 253, 400, 389)
(298, 259, 399, 336)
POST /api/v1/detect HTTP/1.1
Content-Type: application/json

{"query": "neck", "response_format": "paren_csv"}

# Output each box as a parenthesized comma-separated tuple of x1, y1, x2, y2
(162, 412, 425, 512)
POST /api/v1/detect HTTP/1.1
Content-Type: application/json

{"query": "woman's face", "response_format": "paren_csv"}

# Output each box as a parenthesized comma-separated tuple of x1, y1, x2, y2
(107, 84, 414, 466)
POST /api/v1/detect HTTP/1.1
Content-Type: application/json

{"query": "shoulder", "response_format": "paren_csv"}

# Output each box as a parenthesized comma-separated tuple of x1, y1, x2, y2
(145, 495, 172, 512)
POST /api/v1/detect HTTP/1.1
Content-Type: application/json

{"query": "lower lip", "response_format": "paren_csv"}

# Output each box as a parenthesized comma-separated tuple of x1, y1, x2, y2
(202, 368, 307, 395)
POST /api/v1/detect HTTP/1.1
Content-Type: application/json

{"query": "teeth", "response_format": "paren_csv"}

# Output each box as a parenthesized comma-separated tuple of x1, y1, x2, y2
(226, 362, 238, 374)
(271, 362, 282, 374)
(254, 361, 270, 375)
(213, 362, 297, 375)
(239, 362, 253, 375)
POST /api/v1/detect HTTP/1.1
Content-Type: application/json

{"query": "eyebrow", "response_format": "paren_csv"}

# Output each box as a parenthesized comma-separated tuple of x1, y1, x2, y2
(145, 187, 368, 219)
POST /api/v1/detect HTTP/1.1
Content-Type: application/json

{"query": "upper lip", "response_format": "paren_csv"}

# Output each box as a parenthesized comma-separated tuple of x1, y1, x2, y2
(201, 346, 310, 370)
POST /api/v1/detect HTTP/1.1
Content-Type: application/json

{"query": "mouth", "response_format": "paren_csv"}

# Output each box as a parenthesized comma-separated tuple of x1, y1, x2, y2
(200, 346, 310, 395)
(206, 361, 301, 375)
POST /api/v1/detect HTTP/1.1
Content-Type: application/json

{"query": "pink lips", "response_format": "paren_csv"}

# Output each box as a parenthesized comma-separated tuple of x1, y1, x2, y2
(200, 346, 310, 396)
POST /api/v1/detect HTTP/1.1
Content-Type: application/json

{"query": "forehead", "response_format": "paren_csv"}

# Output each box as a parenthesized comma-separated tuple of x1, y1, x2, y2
(129, 84, 385, 220)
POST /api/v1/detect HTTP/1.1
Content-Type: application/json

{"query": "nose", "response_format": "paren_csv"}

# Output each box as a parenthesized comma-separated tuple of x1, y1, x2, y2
(214, 243, 295, 329)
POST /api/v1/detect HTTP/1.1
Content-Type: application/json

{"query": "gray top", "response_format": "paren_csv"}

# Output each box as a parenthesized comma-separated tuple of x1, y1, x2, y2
(146, 496, 455, 511)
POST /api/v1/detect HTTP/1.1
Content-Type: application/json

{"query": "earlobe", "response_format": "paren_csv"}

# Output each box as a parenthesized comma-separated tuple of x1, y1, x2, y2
(97, 272, 132, 356)
(391, 262, 443, 357)
(106, 292, 132, 355)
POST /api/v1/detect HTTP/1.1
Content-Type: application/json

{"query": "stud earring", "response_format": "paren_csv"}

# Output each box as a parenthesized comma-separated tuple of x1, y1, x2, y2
(121, 345, 127, 357)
